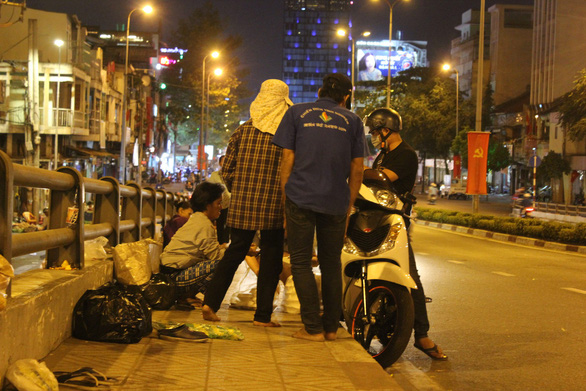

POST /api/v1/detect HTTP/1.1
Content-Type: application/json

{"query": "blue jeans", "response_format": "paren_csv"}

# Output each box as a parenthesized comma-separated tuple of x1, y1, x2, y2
(285, 199, 347, 334)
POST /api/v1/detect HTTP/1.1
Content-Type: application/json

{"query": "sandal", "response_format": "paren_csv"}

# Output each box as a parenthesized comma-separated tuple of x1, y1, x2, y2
(54, 367, 119, 390)
(414, 343, 448, 361)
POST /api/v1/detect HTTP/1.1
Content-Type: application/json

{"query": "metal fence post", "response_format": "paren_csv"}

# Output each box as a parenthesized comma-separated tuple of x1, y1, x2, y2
(0, 151, 14, 297)
(48, 167, 85, 269)
(94, 176, 120, 248)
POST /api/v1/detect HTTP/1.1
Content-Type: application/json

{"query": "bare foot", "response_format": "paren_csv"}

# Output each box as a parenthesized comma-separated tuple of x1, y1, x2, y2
(202, 305, 221, 322)
(292, 328, 325, 342)
(253, 321, 281, 327)
(324, 331, 337, 341)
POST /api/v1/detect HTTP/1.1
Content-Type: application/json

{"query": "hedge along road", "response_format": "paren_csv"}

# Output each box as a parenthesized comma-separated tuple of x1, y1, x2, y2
(416, 193, 514, 217)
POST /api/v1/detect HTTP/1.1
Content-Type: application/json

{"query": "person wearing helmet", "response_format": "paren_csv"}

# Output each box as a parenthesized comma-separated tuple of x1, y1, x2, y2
(364, 107, 448, 361)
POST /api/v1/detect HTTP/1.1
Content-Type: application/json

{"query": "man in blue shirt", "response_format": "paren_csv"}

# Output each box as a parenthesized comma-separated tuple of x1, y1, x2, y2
(273, 73, 365, 341)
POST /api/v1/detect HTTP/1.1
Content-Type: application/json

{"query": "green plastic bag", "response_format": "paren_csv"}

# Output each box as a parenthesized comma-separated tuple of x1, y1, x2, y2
(153, 320, 244, 341)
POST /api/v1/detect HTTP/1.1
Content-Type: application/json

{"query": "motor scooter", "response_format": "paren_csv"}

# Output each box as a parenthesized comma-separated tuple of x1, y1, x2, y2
(341, 169, 416, 367)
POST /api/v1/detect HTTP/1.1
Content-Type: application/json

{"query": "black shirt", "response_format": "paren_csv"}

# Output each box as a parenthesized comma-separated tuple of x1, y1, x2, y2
(373, 141, 418, 195)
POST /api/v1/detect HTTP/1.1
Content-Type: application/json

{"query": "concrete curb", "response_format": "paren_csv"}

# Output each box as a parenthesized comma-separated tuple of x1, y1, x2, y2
(415, 220, 586, 255)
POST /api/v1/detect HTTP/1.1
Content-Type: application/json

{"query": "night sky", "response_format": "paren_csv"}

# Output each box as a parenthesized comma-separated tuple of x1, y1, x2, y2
(25, 0, 533, 92)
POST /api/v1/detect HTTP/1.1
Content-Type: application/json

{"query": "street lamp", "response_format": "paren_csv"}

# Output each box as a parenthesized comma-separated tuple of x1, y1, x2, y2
(442, 63, 459, 136)
(120, 4, 153, 183)
(336, 29, 370, 110)
(206, 67, 223, 146)
(53, 39, 63, 169)
(373, 0, 409, 108)
(200, 50, 219, 171)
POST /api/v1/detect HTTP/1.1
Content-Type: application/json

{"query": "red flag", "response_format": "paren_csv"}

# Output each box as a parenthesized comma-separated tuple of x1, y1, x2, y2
(453, 154, 461, 180)
(466, 132, 490, 195)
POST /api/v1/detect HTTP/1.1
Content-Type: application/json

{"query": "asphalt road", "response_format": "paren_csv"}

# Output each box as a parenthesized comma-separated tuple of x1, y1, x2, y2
(387, 225, 586, 391)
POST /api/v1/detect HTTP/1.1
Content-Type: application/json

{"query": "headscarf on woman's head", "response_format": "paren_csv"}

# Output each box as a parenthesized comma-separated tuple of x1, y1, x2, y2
(250, 79, 293, 135)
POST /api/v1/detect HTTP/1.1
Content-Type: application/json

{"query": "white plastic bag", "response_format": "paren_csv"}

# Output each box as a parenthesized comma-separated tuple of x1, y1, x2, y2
(0, 254, 14, 311)
(113, 240, 152, 285)
(84, 236, 110, 261)
(147, 239, 162, 274)
(5, 359, 58, 391)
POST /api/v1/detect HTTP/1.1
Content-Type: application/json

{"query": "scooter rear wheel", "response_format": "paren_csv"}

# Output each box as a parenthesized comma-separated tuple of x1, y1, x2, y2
(346, 280, 414, 368)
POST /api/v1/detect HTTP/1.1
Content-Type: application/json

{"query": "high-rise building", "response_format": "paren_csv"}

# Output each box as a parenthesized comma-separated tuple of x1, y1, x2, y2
(283, 0, 351, 103)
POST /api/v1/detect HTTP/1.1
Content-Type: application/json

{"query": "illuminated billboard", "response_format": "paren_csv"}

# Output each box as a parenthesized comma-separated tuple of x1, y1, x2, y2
(355, 40, 428, 80)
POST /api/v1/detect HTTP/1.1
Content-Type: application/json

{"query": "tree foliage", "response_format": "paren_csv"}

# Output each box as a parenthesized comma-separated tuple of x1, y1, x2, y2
(536, 151, 571, 181)
(558, 69, 586, 141)
(160, 1, 250, 154)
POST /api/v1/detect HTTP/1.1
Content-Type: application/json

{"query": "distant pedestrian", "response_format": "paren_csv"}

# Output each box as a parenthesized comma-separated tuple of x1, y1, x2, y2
(202, 79, 292, 327)
(273, 73, 365, 341)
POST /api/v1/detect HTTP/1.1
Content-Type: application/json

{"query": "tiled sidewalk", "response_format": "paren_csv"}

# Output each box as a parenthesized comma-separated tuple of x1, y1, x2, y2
(43, 305, 402, 390)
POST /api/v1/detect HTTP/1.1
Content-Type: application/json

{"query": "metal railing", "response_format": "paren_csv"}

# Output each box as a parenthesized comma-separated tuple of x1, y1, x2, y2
(0, 150, 187, 297)
(535, 202, 586, 218)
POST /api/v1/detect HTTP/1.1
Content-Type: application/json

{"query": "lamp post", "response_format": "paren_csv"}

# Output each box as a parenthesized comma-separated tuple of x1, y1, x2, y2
(200, 51, 219, 171)
(206, 67, 223, 146)
(442, 63, 459, 136)
(375, 0, 408, 108)
(53, 39, 63, 169)
(120, 5, 153, 183)
(336, 29, 370, 110)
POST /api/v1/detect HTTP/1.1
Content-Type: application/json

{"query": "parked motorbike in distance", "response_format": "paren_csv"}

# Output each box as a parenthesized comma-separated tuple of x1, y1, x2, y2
(341, 168, 416, 368)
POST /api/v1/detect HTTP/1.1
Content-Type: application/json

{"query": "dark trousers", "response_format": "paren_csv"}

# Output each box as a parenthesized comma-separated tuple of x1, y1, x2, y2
(409, 242, 430, 340)
(203, 227, 284, 323)
(216, 208, 230, 244)
(285, 199, 346, 334)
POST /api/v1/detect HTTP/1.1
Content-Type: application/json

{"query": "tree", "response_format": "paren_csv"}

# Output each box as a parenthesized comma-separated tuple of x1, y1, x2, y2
(487, 138, 511, 173)
(536, 151, 571, 203)
(558, 69, 586, 141)
(160, 1, 250, 157)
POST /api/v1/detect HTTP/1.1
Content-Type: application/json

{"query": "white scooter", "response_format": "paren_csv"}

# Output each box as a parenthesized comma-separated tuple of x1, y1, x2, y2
(341, 169, 417, 367)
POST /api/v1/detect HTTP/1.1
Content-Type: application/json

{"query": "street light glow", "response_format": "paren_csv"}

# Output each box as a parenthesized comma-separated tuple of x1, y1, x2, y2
(142, 5, 153, 14)
(442, 63, 451, 71)
(211, 51, 220, 59)
(213, 68, 223, 76)
(337, 29, 346, 37)
(54, 39, 64, 47)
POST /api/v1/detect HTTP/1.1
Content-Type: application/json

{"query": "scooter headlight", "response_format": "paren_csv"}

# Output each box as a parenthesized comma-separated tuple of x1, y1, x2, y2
(376, 222, 402, 254)
(375, 189, 399, 209)
(343, 237, 362, 255)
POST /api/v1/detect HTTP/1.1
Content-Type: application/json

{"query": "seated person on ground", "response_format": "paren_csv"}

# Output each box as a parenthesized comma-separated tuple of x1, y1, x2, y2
(162, 201, 194, 248)
(160, 182, 226, 309)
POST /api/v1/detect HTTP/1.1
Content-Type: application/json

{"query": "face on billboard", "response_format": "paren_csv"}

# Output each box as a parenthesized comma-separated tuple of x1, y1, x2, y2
(355, 41, 424, 80)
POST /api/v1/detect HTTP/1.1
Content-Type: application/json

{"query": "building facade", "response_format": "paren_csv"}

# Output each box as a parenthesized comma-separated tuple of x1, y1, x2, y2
(283, 0, 351, 103)
(531, 0, 586, 203)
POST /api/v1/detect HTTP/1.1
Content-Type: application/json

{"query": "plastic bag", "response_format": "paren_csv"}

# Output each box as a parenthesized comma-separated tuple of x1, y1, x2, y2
(113, 240, 152, 285)
(72, 283, 152, 344)
(84, 236, 111, 261)
(0, 254, 15, 311)
(147, 239, 162, 274)
(5, 359, 58, 391)
(127, 273, 177, 310)
(153, 321, 244, 341)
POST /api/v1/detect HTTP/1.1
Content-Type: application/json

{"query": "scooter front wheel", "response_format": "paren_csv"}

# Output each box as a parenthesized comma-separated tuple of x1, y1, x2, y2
(346, 280, 414, 368)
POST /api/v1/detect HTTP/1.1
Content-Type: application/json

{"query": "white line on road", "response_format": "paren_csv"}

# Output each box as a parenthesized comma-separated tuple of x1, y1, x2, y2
(416, 252, 429, 256)
(492, 271, 516, 277)
(447, 260, 464, 264)
(561, 287, 586, 295)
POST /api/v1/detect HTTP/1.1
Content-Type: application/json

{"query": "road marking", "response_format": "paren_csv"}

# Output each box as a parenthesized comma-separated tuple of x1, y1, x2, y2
(417, 252, 429, 256)
(492, 271, 515, 277)
(447, 260, 464, 264)
(561, 287, 586, 295)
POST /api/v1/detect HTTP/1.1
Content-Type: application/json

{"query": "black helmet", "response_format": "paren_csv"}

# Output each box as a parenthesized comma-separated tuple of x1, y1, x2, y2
(364, 107, 402, 133)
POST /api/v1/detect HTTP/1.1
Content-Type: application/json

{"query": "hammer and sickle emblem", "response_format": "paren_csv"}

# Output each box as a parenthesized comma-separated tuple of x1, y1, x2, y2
(473, 148, 484, 158)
